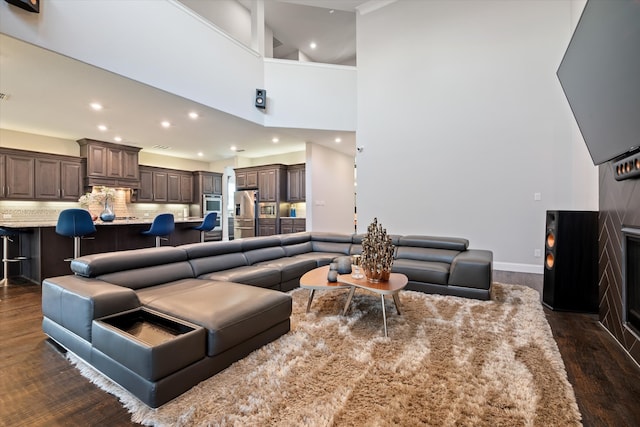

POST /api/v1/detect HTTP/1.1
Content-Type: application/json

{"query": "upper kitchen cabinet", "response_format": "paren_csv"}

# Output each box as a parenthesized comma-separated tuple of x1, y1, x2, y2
(134, 166, 193, 203)
(35, 156, 84, 201)
(193, 171, 222, 196)
(0, 148, 83, 201)
(77, 139, 141, 187)
(167, 171, 193, 203)
(235, 169, 258, 190)
(235, 165, 286, 202)
(287, 164, 305, 202)
(0, 152, 35, 199)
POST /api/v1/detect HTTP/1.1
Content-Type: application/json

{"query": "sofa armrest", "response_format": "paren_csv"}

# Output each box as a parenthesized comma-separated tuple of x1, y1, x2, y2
(42, 275, 140, 342)
(448, 250, 493, 290)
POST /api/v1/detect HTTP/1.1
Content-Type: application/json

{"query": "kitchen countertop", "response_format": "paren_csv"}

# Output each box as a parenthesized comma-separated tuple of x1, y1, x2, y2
(0, 217, 205, 228)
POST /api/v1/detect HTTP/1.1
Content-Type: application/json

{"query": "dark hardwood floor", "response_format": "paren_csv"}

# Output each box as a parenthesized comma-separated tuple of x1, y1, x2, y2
(1, 281, 639, 426)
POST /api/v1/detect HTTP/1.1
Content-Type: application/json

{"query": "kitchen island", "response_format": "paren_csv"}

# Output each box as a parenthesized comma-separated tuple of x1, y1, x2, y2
(0, 217, 205, 284)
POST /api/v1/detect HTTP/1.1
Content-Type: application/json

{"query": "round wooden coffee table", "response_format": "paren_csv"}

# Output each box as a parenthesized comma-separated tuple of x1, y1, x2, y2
(299, 265, 408, 337)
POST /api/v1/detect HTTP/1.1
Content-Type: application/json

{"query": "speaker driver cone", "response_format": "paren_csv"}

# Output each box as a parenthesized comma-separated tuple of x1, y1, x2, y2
(546, 232, 556, 248)
(546, 252, 555, 269)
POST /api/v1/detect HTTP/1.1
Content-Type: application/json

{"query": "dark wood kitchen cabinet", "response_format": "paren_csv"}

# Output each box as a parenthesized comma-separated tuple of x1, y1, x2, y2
(77, 139, 140, 187)
(258, 169, 277, 202)
(1, 152, 35, 199)
(194, 171, 223, 197)
(0, 148, 82, 201)
(135, 166, 193, 203)
(137, 167, 153, 202)
(280, 218, 306, 234)
(287, 164, 305, 202)
(180, 173, 193, 203)
(236, 170, 258, 190)
(35, 157, 83, 201)
(258, 218, 277, 236)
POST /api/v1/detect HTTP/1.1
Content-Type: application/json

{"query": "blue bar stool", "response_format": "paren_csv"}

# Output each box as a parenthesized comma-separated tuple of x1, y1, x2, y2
(0, 228, 28, 286)
(192, 212, 218, 242)
(141, 213, 175, 247)
(56, 209, 97, 260)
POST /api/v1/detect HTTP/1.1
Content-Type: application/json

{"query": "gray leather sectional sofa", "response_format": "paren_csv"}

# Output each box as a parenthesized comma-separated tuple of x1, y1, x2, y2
(41, 231, 492, 408)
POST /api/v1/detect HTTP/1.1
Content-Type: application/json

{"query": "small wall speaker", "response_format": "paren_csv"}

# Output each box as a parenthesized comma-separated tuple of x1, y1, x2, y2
(255, 89, 266, 109)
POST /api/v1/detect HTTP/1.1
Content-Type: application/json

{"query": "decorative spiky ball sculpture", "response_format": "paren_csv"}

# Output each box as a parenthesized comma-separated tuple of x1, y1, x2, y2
(360, 218, 395, 282)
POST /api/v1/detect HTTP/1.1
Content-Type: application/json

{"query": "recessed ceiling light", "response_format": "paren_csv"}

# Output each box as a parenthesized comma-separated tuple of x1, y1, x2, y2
(90, 102, 103, 111)
(335, 137, 342, 143)
(310, 42, 317, 49)
(329, 9, 335, 14)
(272, 137, 279, 143)
(114, 136, 122, 142)
(189, 112, 199, 119)
(230, 146, 237, 151)
(197, 152, 204, 157)
(161, 121, 171, 128)
(98, 124, 108, 131)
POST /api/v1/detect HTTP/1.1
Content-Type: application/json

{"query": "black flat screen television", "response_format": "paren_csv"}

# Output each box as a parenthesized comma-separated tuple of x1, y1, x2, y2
(557, 0, 640, 166)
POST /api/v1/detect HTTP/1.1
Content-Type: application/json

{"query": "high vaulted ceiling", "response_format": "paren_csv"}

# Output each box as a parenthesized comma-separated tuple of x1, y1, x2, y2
(0, 0, 369, 164)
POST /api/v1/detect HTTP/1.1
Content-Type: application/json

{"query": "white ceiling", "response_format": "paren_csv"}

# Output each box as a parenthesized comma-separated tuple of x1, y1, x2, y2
(0, 0, 367, 164)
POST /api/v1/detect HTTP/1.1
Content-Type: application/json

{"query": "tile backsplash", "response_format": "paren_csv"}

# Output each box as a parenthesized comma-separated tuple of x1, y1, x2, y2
(0, 199, 193, 222)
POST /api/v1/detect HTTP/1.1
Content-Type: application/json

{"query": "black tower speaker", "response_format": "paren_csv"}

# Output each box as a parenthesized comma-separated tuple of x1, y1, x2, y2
(255, 89, 266, 109)
(543, 210, 599, 312)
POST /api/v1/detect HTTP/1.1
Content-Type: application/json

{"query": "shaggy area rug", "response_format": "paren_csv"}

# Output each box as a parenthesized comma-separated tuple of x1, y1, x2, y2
(68, 283, 582, 426)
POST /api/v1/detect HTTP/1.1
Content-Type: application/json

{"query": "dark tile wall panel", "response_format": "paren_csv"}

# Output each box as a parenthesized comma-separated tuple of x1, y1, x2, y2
(599, 163, 640, 366)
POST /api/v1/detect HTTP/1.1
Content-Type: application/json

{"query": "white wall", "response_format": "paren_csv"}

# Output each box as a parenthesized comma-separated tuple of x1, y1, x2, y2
(263, 59, 357, 131)
(178, 0, 274, 58)
(0, 129, 78, 156)
(356, 0, 597, 273)
(0, 0, 266, 125)
(306, 142, 354, 233)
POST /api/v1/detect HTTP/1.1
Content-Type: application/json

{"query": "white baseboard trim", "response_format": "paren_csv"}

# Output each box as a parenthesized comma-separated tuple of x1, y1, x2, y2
(493, 262, 543, 275)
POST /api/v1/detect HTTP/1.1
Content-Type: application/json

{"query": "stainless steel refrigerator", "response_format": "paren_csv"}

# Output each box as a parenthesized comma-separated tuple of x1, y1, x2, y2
(233, 190, 257, 238)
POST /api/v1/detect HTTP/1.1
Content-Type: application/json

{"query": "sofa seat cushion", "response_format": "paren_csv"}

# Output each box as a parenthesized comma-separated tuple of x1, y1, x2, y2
(256, 257, 318, 282)
(136, 280, 292, 357)
(391, 259, 450, 285)
(293, 252, 345, 267)
(198, 266, 281, 289)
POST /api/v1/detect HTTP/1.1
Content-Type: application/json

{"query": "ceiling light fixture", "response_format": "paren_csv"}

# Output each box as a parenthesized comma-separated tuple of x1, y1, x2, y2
(310, 42, 317, 49)
(272, 137, 279, 143)
(335, 137, 342, 143)
(230, 146, 237, 151)
(114, 136, 122, 142)
(161, 121, 171, 128)
(90, 102, 103, 111)
(197, 151, 203, 157)
(97, 124, 108, 131)
(189, 112, 199, 119)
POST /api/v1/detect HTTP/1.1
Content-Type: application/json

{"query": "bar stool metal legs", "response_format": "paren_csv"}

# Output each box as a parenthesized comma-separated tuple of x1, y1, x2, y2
(1, 230, 28, 287)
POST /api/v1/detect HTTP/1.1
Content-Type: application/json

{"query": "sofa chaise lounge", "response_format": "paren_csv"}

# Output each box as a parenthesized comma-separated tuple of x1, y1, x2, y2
(42, 231, 492, 407)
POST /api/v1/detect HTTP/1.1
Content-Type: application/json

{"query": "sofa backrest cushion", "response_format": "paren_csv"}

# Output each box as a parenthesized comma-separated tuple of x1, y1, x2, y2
(398, 235, 468, 251)
(181, 240, 244, 259)
(310, 232, 352, 255)
(96, 262, 195, 290)
(240, 236, 282, 251)
(189, 252, 249, 277)
(279, 232, 311, 246)
(244, 246, 287, 265)
(71, 247, 188, 278)
(283, 241, 313, 257)
(395, 246, 460, 264)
